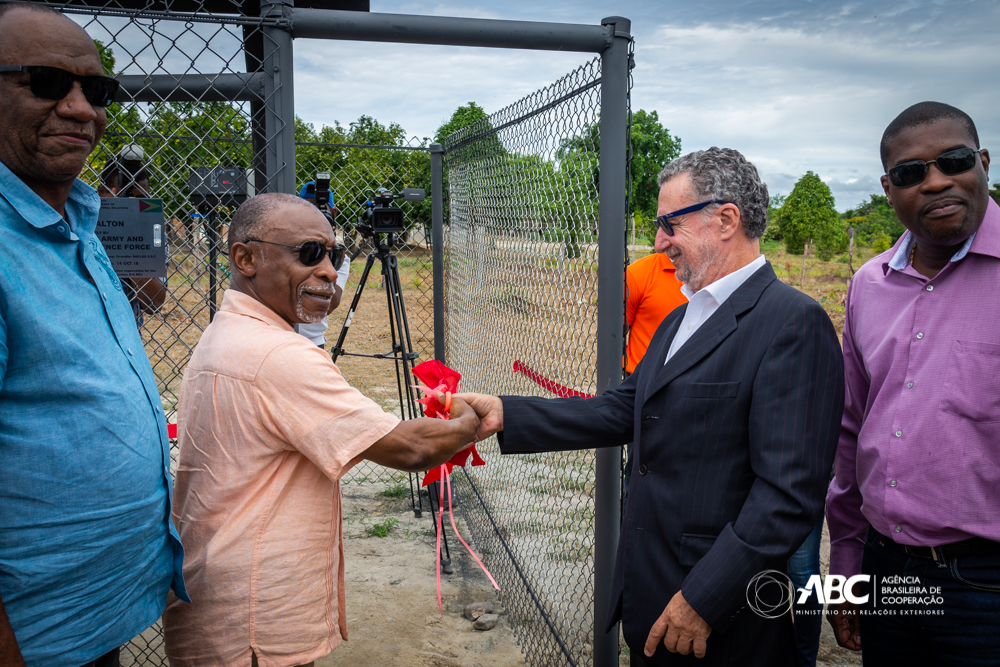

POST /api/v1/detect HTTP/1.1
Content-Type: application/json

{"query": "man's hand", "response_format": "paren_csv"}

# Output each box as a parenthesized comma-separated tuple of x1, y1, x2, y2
(827, 600, 861, 651)
(644, 591, 712, 659)
(455, 393, 503, 441)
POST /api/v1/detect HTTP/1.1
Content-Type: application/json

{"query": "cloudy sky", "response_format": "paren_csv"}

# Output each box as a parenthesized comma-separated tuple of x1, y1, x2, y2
(291, 0, 999, 211)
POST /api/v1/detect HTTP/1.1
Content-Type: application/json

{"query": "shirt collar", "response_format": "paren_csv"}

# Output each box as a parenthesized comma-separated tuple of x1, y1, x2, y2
(219, 289, 295, 331)
(885, 197, 1000, 273)
(680, 254, 766, 303)
(0, 159, 101, 235)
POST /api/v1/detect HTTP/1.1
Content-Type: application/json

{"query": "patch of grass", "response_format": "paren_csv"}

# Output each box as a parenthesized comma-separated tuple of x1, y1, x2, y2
(365, 517, 399, 538)
(379, 482, 409, 499)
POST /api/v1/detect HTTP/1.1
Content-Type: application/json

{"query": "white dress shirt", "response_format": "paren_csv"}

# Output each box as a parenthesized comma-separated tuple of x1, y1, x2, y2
(665, 254, 767, 364)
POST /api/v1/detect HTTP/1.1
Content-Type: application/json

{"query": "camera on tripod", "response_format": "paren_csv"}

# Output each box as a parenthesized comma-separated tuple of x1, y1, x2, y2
(358, 187, 425, 236)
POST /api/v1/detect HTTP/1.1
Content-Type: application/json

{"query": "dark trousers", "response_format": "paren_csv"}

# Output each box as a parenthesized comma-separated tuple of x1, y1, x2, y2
(788, 517, 824, 667)
(860, 528, 1000, 667)
(79, 647, 119, 667)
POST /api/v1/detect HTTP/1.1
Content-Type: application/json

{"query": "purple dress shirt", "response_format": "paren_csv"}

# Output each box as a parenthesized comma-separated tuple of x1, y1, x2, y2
(827, 197, 1000, 577)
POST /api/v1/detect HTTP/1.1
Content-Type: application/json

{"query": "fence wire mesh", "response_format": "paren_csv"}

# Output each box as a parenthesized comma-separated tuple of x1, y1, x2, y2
(443, 58, 604, 667)
(296, 140, 436, 485)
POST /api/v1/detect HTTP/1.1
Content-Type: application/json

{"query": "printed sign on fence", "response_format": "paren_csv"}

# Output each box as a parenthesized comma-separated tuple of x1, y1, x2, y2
(96, 198, 167, 278)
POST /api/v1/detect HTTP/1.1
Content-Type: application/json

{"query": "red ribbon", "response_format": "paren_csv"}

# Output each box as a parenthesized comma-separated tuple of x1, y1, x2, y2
(411, 360, 499, 614)
(513, 360, 595, 398)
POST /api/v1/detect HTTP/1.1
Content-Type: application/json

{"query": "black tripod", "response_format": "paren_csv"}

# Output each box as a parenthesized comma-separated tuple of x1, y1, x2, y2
(331, 232, 453, 573)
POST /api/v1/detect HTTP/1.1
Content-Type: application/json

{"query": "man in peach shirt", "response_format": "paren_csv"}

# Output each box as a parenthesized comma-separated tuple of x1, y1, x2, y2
(162, 193, 479, 667)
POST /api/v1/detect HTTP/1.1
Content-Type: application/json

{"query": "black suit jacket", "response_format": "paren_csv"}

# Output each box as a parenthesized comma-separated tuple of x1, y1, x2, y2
(499, 263, 844, 666)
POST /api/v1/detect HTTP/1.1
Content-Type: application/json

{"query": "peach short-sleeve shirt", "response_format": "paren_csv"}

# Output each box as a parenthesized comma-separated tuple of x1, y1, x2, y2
(162, 290, 400, 667)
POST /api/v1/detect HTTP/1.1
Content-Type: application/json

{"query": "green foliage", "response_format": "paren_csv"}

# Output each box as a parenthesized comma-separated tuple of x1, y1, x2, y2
(435, 102, 489, 143)
(365, 517, 399, 538)
(557, 109, 681, 243)
(990, 182, 1000, 206)
(295, 115, 431, 235)
(379, 483, 408, 499)
(841, 194, 906, 249)
(774, 172, 846, 260)
(761, 194, 786, 242)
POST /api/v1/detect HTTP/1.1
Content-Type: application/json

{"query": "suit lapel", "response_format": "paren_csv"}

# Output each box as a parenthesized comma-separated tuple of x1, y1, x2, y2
(643, 262, 778, 401)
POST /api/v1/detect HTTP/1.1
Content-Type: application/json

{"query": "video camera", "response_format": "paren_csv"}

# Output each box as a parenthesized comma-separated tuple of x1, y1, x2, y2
(357, 187, 425, 236)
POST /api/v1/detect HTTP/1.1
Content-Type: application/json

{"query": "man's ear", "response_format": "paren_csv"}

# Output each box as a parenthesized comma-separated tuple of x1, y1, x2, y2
(880, 174, 892, 207)
(717, 203, 742, 241)
(230, 242, 258, 278)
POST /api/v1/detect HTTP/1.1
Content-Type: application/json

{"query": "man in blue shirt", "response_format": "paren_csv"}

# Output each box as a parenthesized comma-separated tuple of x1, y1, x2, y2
(0, 5, 187, 667)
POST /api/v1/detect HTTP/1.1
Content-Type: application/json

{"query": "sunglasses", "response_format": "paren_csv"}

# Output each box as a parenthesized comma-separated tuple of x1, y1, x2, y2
(656, 199, 731, 236)
(887, 147, 982, 188)
(244, 238, 345, 269)
(0, 65, 120, 108)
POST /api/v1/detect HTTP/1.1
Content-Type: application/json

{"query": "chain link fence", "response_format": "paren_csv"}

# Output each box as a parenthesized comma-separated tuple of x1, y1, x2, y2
(296, 140, 436, 485)
(31, 2, 625, 664)
(443, 58, 604, 667)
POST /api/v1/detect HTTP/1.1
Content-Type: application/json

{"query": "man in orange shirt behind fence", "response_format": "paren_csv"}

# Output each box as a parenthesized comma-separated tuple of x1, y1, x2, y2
(162, 193, 479, 667)
(623, 227, 688, 492)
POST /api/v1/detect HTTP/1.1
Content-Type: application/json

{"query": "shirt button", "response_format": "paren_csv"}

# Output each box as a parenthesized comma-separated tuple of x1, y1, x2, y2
(102, 292, 107, 300)
(926, 285, 934, 291)
(907, 381, 914, 388)
(895, 525, 902, 533)
(128, 348, 134, 356)
(686, 323, 693, 330)
(890, 479, 897, 487)
(895, 430, 902, 437)
(639, 464, 648, 475)
(916, 332, 924, 339)
(57, 225, 66, 233)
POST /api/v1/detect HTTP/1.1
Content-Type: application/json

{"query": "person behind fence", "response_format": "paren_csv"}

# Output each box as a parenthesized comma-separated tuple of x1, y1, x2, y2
(294, 179, 349, 348)
(161, 192, 480, 667)
(826, 101, 1000, 666)
(0, 5, 188, 667)
(459, 148, 845, 666)
(97, 144, 169, 328)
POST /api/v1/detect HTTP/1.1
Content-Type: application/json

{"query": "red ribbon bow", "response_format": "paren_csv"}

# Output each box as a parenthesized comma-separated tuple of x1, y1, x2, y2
(411, 360, 485, 486)
(410, 360, 498, 613)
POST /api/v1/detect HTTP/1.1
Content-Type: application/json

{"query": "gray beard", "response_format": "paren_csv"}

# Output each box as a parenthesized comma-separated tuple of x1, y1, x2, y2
(296, 284, 332, 323)
(673, 244, 722, 292)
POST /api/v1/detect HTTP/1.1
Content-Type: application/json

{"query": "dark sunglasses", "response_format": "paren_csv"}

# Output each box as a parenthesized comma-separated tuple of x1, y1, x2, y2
(656, 199, 731, 236)
(244, 238, 345, 269)
(887, 147, 982, 188)
(0, 65, 120, 108)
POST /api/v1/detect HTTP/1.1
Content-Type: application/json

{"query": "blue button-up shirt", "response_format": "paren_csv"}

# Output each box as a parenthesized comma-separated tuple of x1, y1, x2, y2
(0, 161, 187, 667)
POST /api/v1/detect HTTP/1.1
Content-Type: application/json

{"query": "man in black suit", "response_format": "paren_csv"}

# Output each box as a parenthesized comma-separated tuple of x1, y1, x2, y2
(461, 147, 844, 666)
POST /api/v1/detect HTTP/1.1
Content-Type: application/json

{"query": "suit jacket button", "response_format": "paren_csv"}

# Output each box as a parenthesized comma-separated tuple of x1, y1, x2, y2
(639, 465, 647, 475)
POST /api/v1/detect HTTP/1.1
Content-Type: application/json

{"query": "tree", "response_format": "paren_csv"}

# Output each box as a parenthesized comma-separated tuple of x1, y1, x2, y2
(841, 194, 905, 249)
(629, 110, 682, 239)
(435, 102, 489, 144)
(775, 172, 845, 260)
(762, 194, 786, 241)
(990, 181, 1000, 206)
(556, 109, 681, 243)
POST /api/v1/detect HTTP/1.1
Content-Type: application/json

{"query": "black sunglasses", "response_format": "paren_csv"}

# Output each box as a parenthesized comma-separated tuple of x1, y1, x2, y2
(0, 65, 120, 108)
(887, 147, 982, 188)
(244, 238, 345, 269)
(656, 199, 731, 236)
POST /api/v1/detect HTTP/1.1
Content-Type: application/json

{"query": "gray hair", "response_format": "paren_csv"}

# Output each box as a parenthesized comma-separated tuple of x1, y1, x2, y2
(657, 147, 770, 240)
(227, 192, 315, 254)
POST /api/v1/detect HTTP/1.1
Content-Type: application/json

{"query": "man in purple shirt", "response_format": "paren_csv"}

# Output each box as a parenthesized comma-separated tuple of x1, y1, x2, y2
(826, 101, 1000, 665)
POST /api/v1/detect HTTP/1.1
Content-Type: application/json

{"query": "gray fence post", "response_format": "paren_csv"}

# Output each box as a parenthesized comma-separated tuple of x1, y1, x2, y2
(430, 142, 446, 363)
(594, 15, 631, 667)
(261, 0, 296, 194)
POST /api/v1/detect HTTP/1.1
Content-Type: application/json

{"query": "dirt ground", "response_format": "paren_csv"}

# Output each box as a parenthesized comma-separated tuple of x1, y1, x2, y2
(311, 482, 862, 667)
(317, 482, 526, 667)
